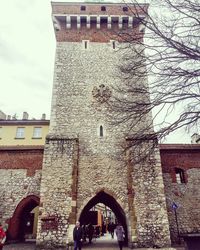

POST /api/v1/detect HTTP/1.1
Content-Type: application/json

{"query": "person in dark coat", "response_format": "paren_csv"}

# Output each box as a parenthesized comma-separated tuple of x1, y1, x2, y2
(95, 225, 100, 237)
(110, 222, 115, 239)
(87, 223, 94, 244)
(73, 221, 83, 250)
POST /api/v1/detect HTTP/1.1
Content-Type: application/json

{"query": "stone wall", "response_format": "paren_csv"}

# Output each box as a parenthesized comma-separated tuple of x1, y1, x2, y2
(36, 40, 171, 248)
(128, 141, 171, 247)
(0, 169, 41, 238)
(0, 147, 43, 240)
(36, 137, 79, 248)
(160, 144, 200, 244)
(1, 143, 200, 245)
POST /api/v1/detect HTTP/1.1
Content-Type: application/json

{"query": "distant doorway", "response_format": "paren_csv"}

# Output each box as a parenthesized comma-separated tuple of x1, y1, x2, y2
(7, 195, 39, 242)
(79, 191, 128, 245)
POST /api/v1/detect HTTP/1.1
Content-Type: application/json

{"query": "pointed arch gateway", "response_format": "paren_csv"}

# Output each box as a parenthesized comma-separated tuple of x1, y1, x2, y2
(7, 195, 39, 241)
(79, 191, 128, 244)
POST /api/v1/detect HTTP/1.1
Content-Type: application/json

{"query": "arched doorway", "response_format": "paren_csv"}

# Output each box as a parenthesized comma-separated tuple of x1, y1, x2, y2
(79, 191, 128, 244)
(7, 195, 39, 242)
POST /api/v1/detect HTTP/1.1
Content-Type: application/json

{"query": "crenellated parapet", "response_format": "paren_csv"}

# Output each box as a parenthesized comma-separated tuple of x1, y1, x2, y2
(51, 2, 148, 42)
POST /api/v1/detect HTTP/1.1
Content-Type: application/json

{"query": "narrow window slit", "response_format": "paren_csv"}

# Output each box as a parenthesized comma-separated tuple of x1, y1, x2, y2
(100, 125, 103, 137)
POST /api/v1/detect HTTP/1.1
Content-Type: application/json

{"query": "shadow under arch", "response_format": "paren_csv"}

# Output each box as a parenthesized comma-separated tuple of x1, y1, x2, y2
(7, 195, 40, 242)
(79, 191, 128, 244)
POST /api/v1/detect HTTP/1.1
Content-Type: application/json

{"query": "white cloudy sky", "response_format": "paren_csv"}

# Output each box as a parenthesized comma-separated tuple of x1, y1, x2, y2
(0, 0, 191, 143)
(0, 0, 56, 120)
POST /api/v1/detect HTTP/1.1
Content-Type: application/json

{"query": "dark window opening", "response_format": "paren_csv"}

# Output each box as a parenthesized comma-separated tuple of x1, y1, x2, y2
(81, 17, 87, 27)
(81, 6, 86, 11)
(123, 19, 128, 24)
(133, 18, 141, 27)
(111, 19, 118, 28)
(101, 6, 106, 11)
(175, 168, 186, 184)
(123, 6, 128, 12)
(84, 41, 88, 49)
(90, 19, 97, 28)
(100, 17, 108, 29)
(112, 41, 116, 49)
(112, 19, 118, 24)
(122, 18, 128, 28)
(100, 126, 103, 137)
(100, 17, 108, 25)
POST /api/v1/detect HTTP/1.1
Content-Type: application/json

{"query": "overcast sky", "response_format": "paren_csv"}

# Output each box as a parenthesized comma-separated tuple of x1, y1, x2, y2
(0, 0, 191, 143)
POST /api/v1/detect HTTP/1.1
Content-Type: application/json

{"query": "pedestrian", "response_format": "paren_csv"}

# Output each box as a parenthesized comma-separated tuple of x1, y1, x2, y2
(87, 223, 94, 244)
(82, 225, 87, 242)
(73, 221, 83, 250)
(95, 225, 100, 237)
(110, 222, 115, 239)
(101, 222, 106, 236)
(115, 223, 125, 250)
(0, 223, 6, 250)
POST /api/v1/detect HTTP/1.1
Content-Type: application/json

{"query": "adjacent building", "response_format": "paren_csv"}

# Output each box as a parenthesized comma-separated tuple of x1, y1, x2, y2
(0, 112, 49, 146)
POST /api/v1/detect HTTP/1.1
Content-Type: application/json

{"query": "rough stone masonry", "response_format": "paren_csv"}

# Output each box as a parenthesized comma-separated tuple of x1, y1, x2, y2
(36, 2, 172, 249)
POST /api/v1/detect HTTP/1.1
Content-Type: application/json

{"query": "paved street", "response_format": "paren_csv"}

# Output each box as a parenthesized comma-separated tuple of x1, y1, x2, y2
(4, 234, 185, 250)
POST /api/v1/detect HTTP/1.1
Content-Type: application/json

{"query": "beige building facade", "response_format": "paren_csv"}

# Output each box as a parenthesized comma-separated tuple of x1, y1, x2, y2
(0, 113, 49, 146)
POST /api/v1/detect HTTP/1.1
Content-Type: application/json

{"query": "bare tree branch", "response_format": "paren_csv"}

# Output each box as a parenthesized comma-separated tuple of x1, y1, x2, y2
(109, 0, 200, 147)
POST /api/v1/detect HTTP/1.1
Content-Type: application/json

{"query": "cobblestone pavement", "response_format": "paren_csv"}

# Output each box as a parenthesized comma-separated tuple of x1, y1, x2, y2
(4, 234, 185, 250)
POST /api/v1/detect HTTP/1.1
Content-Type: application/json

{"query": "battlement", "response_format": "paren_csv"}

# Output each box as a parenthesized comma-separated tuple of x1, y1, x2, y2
(51, 2, 148, 42)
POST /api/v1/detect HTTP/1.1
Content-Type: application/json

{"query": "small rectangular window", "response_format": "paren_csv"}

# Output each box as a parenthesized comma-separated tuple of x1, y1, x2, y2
(0, 127, 2, 139)
(123, 6, 128, 12)
(100, 125, 103, 137)
(101, 6, 106, 11)
(33, 127, 42, 138)
(81, 6, 86, 11)
(175, 168, 186, 183)
(16, 127, 25, 139)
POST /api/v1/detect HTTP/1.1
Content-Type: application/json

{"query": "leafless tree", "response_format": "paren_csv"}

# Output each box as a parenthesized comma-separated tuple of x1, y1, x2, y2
(110, 0, 200, 145)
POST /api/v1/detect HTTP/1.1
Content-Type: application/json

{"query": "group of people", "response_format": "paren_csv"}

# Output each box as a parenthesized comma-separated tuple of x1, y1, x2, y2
(73, 221, 125, 250)
(0, 220, 125, 250)
(82, 223, 95, 244)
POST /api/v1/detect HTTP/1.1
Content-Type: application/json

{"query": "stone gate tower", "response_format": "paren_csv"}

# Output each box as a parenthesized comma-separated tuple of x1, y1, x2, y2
(36, 2, 172, 249)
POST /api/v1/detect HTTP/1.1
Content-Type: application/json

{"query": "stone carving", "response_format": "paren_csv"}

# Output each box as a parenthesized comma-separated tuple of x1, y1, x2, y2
(92, 84, 112, 103)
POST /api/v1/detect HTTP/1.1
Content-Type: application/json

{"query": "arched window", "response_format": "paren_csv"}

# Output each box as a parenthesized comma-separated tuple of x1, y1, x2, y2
(100, 125, 103, 137)
(175, 168, 186, 184)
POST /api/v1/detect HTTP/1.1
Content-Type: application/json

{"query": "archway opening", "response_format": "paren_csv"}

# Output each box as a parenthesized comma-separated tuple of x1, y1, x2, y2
(7, 195, 39, 242)
(79, 191, 128, 245)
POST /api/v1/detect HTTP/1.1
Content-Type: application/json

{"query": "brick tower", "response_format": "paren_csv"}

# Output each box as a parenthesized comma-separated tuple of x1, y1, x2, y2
(36, 2, 172, 249)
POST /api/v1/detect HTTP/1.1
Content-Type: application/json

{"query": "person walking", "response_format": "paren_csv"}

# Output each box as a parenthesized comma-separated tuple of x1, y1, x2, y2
(87, 223, 94, 244)
(73, 221, 83, 250)
(110, 222, 115, 239)
(115, 223, 125, 250)
(0, 223, 6, 250)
